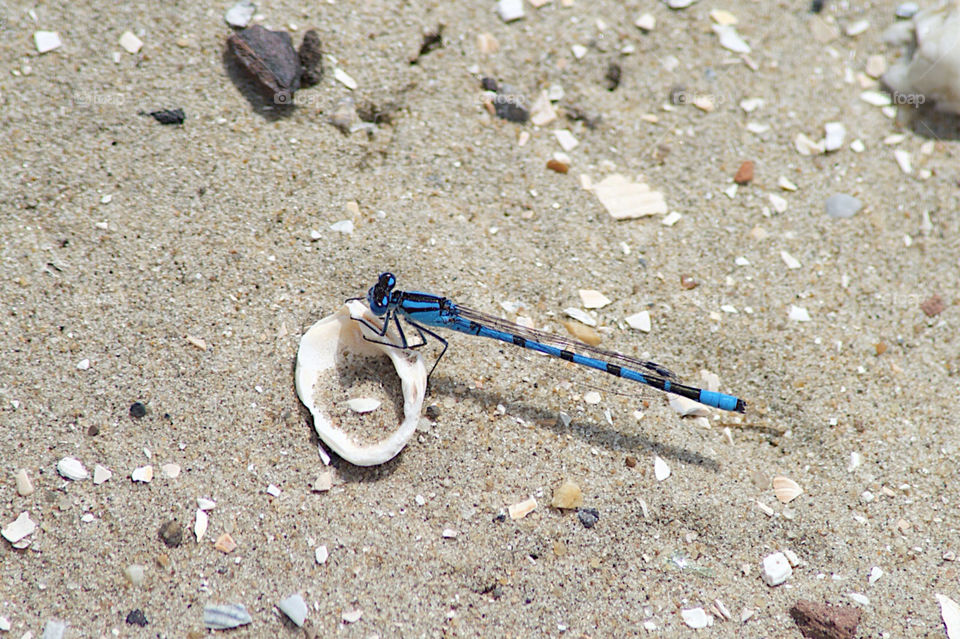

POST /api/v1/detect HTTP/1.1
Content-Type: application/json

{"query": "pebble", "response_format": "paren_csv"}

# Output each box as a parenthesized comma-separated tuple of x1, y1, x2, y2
(266, 484, 281, 497)
(333, 68, 357, 90)
(712, 25, 751, 54)
(571, 44, 587, 60)
(865, 54, 886, 79)
(845, 19, 870, 37)
(118, 31, 143, 54)
(710, 9, 738, 25)
(491, 85, 528, 123)
(477, 32, 499, 54)
(315, 545, 329, 564)
(160, 463, 180, 478)
(57, 457, 88, 481)
(529, 91, 557, 126)
(124, 564, 145, 586)
(824, 122, 846, 152)
(342, 609, 363, 624)
(681, 608, 714, 628)
(125, 609, 148, 627)
(34, 30, 62, 53)
(847, 592, 870, 606)
(769, 193, 788, 213)
(554, 129, 579, 152)
(546, 157, 569, 174)
(215, 533, 238, 553)
(16, 469, 34, 496)
(76, 358, 90, 370)
(227, 26, 302, 103)
(795, 132, 825, 155)
(278, 594, 308, 627)
(129, 401, 147, 418)
(734, 160, 754, 184)
(2, 511, 36, 544)
(131, 465, 153, 483)
(158, 519, 183, 548)
(496, 0, 525, 22)
(635, 13, 656, 31)
(442, 528, 458, 538)
(195, 509, 209, 542)
(666, 0, 700, 8)
(93, 464, 112, 484)
(921, 294, 945, 317)
(778, 176, 798, 191)
(860, 90, 891, 107)
(345, 397, 380, 413)
(654, 455, 670, 481)
(551, 480, 583, 509)
(761, 551, 792, 586)
(850, 139, 865, 153)
(825, 193, 862, 218)
(894, 149, 912, 174)
(780, 250, 801, 270)
(789, 600, 861, 639)
(895, 2, 919, 19)
(578, 289, 611, 309)
(42, 620, 66, 639)
(788, 305, 811, 322)
(583, 391, 601, 404)
(625, 311, 651, 332)
(203, 604, 252, 630)
(868, 566, 883, 584)
(591, 174, 667, 219)
(224, 0, 256, 28)
(197, 497, 217, 510)
(313, 471, 333, 492)
(330, 220, 354, 234)
(577, 507, 599, 528)
(298, 30, 323, 86)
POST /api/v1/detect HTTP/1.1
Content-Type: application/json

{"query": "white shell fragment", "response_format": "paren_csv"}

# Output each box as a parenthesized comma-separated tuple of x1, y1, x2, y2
(131, 465, 153, 483)
(654, 455, 671, 481)
(203, 604, 253, 629)
(788, 305, 811, 322)
(2, 512, 37, 544)
(195, 509, 209, 542)
(578, 289, 611, 309)
(342, 609, 363, 624)
(278, 594, 308, 627)
(590, 174, 667, 219)
(160, 463, 181, 478)
(315, 545, 329, 564)
(93, 464, 112, 484)
(497, 0, 525, 22)
(345, 397, 381, 413)
(333, 68, 357, 90)
(937, 593, 960, 638)
(224, 0, 256, 28)
(780, 250, 801, 270)
(625, 311, 651, 332)
(118, 31, 143, 54)
(57, 457, 88, 481)
(773, 476, 803, 503)
(761, 552, 792, 586)
(712, 24, 751, 53)
(883, 2, 960, 114)
(554, 129, 579, 152)
(198, 497, 217, 511)
(295, 301, 427, 466)
(681, 607, 714, 628)
(15, 469, 34, 496)
(34, 31, 62, 53)
(508, 497, 537, 520)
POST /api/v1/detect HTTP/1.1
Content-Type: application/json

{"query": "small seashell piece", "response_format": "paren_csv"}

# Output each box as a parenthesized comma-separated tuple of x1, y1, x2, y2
(131, 465, 153, 483)
(654, 455, 671, 481)
(93, 464, 112, 484)
(2, 512, 36, 544)
(342, 609, 363, 624)
(508, 497, 537, 520)
(315, 545, 329, 564)
(203, 604, 252, 630)
(937, 593, 960, 638)
(278, 594, 308, 627)
(57, 457, 89, 481)
(773, 476, 803, 503)
(578, 289, 611, 309)
(682, 607, 714, 628)
(591, 174, 667, 219)
(160, 463, 181, 478)
(195, 509, 209, 542)
(295, 301, 427, 466)
(15, 469, 34, 496)
(345, 397, 381, 413)
(761, 551, 792, 586)
(215, 533, 238, 553)
(625, 311, 651, 332)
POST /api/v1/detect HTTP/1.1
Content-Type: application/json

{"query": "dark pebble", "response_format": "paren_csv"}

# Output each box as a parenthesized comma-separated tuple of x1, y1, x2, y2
(920, 294, 945, 317)
(577, 507, 600, 529)
(480, 77, 498, 92)
(811, 0, 825, 13)
(298, 29, 323, 86)
(158, 520, 183, 548)
(227, 25, 302, 105)
(669, 85, 688, 106)
(425, 404, 441, 420)
(492, 513, 506, 523)
(411, 24, 444, 63)
(130, 402, 147, 418)
(141, 108, 185, 125)
(790, 599, 860, 639)
(604, 62, 621, 91)
(625, 455, 637, 468)
(87, 424, 100, 436)
(126, 609, 148, 627)
(492, 85, 529, 123)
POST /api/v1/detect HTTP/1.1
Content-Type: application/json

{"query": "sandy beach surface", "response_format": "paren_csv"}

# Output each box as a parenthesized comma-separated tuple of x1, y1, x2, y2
(2, 0, 960, 636)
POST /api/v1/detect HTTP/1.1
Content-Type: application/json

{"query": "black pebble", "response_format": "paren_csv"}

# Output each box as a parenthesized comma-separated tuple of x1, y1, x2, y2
(158, 520, 183, 547)
(492, 513, 506, 523)
(129, 402, 147, 418)
(87, 424, 100, 436)
(577, 507, 600, 529)
(604, 62, 622, 91)
(142, 108, 185, 125)
(298, 29, 323, 86)
(481, 77, 498, 92)
(493, 85, 529, 123)
(411, 24, 444, 63)
(425, 404, 441, 420)
(811, 0, 825, 12)
(125, 609, 148, 627)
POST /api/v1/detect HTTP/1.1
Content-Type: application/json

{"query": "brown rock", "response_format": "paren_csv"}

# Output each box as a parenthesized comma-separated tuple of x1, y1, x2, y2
(158, 520, 183, 548)
(546, 158, 569, 174)
(789, 600, 861, 639)
(734, 160, 754, 184)
(227, 25, 301, 104)
(298, 29, 323, 86)
(920, 294, 945, 317)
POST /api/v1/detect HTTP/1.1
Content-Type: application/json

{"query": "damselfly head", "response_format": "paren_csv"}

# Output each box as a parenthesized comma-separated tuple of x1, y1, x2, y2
(368, 272, 397, 315)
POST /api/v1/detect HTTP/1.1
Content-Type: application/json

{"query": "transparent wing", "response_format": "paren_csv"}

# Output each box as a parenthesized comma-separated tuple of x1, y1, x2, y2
(452, 304, 679, 380)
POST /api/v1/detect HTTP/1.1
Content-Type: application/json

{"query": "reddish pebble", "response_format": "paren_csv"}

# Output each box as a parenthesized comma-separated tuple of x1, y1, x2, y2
(546, 158, 569, 174)
(734, 160, 754, 185)
(680, 274, 699, 290)
(625, 456, 637, 468)
(789, 600, 860, 639)
(920, 294, 945, 317)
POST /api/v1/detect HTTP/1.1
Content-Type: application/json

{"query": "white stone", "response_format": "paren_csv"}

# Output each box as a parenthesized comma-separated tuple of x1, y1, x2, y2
(845, 19, 870, 37)
(583, 391, 601, 405)
(564, 307, 596, 327)
(794, 132, 825, 155)
(635, 13, 655, 31)
(2, 512, 36, 544)
(57, 457, 88, 481)
(266, 484, 281, 497)
(160, 463, 180, 478)
(333, 68, 357, 90)
(740, 97, 764, 112)
(76, 358, 91, 370)
(315, 545, 329, 564)
(681, 607, 714, 628)
(780, 250, 801, 269)
(712, 25, 751, 54)
(769, 193, 788, 213)
(554, 129, 579, 152)
(777, 176, 798, 191)
(224, 0, 255, 28)
(442, 528, 458, 538)
(850, 139, 865, 153)
(15, 469, 34, 496)
(894, 149, 912, 174)
(860, 90, 891, 106)
(330, 220, 354, 234)
(198, 497, 217, 511)
(625, 311, 651, 332)
(496, 0, 525, 22)
(571, 44, 587, 59)
(345, 397, 381, 413)
(824, 122, 846, 152)
(278, 594, 308, 626)
(761, 552, 792, 586)
(654, 455, 670, 481)
(848, 592, 870, 606)
(788, 305, 811, 322)
(529, 91, 557, 126)
(869, 566, 883, 584)
(131, 465, 153, 483)
(125, 564, 145, 586)
(342, 609, 362, 624)
(591, 174, 667, 219)
(34, 31, 62, 53)
(93, 464, 112, 484)
(578, 289, 611, 309)
(118, 31, 143, 54)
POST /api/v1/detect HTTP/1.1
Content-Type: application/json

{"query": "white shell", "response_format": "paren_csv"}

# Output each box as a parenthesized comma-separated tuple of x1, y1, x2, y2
(295, 301, 427, 466)
(57, 457, 88, 481)
(195, 509, 209, 542)
(773, 476, 803, 503)
(2, 512, 37, 544)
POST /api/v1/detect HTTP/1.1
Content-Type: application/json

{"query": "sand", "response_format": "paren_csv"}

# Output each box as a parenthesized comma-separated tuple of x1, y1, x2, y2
(2, 0, 960, 636)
